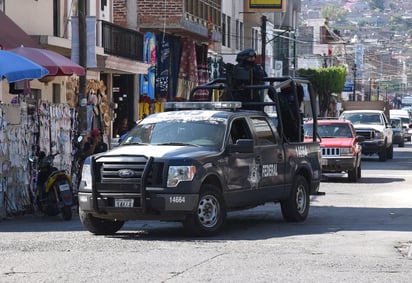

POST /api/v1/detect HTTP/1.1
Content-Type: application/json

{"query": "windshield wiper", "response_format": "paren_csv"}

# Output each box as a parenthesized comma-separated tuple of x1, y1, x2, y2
(123, 142, 148, 145)
(157, 142, 199, 147)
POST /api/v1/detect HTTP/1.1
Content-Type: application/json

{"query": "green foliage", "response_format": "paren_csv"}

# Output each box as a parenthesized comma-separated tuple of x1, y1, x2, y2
(298, 66, 346, 93)
(297, 66, 347, 115)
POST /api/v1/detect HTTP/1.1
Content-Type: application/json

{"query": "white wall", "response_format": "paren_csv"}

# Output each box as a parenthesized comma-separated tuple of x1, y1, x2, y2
(6, 0, 55, 35)
(221, 0, 244, 64)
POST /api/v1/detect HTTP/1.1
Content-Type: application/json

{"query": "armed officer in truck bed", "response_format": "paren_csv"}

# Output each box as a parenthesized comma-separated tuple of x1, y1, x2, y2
(225, 48, 268, 110)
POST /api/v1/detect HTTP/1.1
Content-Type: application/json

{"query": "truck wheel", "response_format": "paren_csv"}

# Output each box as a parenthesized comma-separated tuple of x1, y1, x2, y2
(399, 139, 405, 147)
(183, 184, 226, 236)
(281, 175, 309, 222)
(79, 208, 124, 235)
(347, 168, 357, 182)
(378, 147, 387, 161)
(61, 206, 72, 221)
(387, 144, 393, 159)
(357, 161, 362, 179)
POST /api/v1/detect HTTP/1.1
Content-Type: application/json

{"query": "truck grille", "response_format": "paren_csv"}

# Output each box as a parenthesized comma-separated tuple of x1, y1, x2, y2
(355, 130, 374, 140)
(93, 156, 164, 189)
(322, 147, 340, 157)
(100, 158, 147, 183)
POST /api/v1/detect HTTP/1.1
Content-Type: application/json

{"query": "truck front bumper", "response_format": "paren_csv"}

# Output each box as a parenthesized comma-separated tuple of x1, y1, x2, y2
(321, 156, 357, 173)
(358, 140, 386, 155)
(78, 192, 199, 221)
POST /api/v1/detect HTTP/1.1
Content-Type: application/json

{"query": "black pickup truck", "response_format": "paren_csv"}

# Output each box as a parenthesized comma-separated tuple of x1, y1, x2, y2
(78, 77, 322, 236)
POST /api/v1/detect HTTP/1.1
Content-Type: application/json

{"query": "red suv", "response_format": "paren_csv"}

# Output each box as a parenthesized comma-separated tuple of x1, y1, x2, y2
(304, 119, 364, 182)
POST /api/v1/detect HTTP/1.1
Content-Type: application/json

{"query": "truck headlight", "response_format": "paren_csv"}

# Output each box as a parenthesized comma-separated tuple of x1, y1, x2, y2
(80, 160, 92, 192)
(340, 148, 352, 156)
(167, 166, 196, 187)
(375, 131, 384, 140)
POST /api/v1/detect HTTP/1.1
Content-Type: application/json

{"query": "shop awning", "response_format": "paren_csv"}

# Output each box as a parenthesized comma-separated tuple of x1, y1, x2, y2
(0, 11, 40, 50)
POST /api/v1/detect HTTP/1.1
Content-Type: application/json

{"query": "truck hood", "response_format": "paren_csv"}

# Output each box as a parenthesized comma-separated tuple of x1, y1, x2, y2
(102, 144, 219, 159)
(352, 124, 384, 132)
(320, 138, 354, 148)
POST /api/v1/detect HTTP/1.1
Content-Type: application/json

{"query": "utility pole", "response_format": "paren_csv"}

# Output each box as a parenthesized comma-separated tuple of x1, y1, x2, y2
(352, 64, 357, 101)
(78, 0, 87, 133)
(261, 15, 267, 71)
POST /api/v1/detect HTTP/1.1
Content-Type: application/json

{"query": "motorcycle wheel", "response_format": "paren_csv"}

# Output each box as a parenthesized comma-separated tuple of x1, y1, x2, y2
(44, 191, 59, 216)
(62, 206, 72, 221)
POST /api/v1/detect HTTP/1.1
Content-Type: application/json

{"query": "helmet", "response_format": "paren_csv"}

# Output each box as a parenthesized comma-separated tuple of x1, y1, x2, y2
(236, 48, 256, 63)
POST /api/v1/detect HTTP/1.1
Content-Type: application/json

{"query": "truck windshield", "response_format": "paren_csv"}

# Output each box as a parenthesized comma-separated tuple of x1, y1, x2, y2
(342, 113, 382, 125)
(121, 120, 226, 148)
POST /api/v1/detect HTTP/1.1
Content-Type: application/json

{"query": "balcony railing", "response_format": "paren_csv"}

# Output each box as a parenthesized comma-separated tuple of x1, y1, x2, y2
(100, 20, 143, 61)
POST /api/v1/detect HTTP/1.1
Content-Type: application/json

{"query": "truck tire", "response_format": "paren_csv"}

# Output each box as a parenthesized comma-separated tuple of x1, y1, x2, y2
(357, 162, 362, 179)
(183, 184, 226, 236)
(378, 146, 387, 161)
(348, 166, 359, 183)
(387, 144, 393, 159)
(281, 175, 309, 222)
(79, 208, 124, 235)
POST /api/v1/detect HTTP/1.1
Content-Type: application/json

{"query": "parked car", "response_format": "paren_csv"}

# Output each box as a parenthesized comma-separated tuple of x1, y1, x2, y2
(304, 119, 364, 182)
(390, 117, 405, 147)
(389, 109, 412, 141)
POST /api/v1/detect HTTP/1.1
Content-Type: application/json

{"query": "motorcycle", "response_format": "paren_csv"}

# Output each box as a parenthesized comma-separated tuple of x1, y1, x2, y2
(30, 152, 74, 221)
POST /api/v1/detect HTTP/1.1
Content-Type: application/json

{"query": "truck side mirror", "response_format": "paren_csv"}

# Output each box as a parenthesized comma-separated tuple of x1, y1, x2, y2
(226, 139, 254, 153)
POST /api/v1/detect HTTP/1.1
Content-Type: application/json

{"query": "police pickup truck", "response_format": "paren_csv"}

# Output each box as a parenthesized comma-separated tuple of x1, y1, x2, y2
(78, 77, 322, 236)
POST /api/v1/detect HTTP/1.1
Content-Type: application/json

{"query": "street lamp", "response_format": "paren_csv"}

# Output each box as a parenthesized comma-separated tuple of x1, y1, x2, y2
(352, 64, 357, 101)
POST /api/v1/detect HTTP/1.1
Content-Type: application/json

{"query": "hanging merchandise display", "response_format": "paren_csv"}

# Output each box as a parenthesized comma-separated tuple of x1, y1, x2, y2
(85, 79, 110, 134)
(156, 33, 172, 99)
(0, 103, 36, 216)
(176, 38, 199, 100)
(194, 44, 209, 101)
(140, 32, 156, 99)
(66, 77, 80, 108)
(0, 100, 78, 218)
(37, 102, 73, 171)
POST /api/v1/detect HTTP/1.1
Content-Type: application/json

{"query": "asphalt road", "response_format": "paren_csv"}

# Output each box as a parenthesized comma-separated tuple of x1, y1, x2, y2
(1, 144, 412, 282)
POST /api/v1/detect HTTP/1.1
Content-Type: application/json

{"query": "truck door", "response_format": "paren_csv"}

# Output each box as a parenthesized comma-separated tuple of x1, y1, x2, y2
(249, 116, 286, 199)
(225, 117, 286, 206)
(226, 118, 255, 192)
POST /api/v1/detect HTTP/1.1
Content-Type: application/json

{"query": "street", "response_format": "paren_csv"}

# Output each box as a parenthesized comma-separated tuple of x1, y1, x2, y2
(1, 144, 412, 282)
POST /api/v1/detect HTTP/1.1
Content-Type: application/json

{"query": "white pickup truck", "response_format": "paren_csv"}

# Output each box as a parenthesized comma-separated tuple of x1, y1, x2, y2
(339, 109, 393, 161)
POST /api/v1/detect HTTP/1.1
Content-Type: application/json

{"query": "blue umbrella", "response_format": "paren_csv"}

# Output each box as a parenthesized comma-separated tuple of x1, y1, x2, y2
(0, 50, 49, 82)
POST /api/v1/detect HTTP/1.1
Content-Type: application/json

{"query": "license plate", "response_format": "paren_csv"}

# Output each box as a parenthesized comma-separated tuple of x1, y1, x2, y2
(59, 183, 70, 192)
(115, 199, 134, 208)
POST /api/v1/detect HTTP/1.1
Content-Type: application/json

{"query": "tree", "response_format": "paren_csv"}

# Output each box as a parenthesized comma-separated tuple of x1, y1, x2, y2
(297, 66, 347, 116)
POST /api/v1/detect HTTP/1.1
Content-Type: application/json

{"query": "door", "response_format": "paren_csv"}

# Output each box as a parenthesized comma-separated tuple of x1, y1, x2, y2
(249, 116, 286, 199)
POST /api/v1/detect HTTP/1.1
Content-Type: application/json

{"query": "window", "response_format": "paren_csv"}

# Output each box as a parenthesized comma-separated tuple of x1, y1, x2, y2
(227, 16, 231, 48)
(235, 19, 239, 50)
(31, 89, 42, 101)
(222, 14, 226, 46)
(240, 22, 244, 50)
(250, 117, 277, 145)
(252, 28, 259, 51)
(229, 118, 252, 144)
(52, 83, 61, 103)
